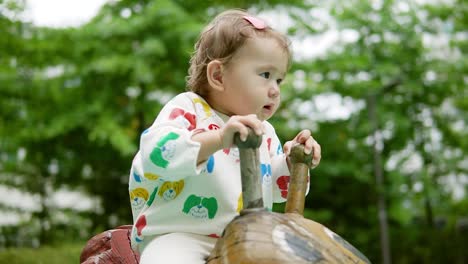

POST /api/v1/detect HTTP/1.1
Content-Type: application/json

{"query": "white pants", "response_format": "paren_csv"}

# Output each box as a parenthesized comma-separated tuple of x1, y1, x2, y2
(139, 233, 217, 264)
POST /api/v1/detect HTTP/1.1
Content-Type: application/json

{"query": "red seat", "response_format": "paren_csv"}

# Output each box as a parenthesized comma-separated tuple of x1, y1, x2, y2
(80, 225, 140, 264)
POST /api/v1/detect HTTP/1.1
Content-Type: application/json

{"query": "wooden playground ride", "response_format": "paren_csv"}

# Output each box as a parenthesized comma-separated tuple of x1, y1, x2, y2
(207, 132, 370, 263)
(80, 132, 370, 264)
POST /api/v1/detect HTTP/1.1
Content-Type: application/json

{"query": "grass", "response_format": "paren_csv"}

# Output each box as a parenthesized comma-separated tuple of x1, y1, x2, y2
(0, 243, 84, 264)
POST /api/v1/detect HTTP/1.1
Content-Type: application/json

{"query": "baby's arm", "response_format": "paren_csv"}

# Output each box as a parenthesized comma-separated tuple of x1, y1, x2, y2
(191, 114, 264, 164)
(138, 96, 204, 181)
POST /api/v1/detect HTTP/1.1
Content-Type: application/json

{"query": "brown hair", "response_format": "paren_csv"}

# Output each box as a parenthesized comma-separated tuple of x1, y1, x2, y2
(186, 9, 292, 96)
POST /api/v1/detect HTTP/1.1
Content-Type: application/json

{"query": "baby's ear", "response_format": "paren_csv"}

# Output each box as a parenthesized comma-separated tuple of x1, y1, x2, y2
(206, 60, 224, 91)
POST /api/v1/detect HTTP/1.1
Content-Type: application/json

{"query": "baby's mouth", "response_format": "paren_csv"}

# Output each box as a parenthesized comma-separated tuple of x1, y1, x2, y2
(263, 104, 273, 110)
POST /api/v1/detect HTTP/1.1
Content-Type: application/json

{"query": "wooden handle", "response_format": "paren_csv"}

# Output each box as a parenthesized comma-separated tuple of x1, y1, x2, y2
(285, 144, 312, 215)
(234, 129, 263, 210)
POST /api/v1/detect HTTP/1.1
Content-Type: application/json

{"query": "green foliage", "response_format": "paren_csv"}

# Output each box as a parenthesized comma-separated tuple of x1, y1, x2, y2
(274, 0, 467, 262)
(0, 243, 82, 264)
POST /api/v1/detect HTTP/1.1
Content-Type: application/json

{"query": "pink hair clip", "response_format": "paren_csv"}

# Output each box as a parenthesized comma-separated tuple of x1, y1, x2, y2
(243, 16, 267, 29)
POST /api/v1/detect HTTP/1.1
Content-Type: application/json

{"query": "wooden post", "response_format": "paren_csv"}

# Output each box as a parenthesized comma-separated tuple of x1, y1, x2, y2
(234, 130, 263, 210)
(285, 144, 312, 215)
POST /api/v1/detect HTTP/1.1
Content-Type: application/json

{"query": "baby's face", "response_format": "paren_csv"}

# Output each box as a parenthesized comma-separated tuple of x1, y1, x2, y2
(215, 37, 288, 121)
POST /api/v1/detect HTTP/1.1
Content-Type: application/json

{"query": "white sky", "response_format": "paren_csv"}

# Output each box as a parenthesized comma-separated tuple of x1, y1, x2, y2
(22, 0, 339, 60)
(25, 0, 107, 27)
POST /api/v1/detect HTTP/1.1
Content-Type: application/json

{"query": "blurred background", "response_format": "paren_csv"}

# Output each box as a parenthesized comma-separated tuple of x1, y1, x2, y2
(0, 0, 466, 263)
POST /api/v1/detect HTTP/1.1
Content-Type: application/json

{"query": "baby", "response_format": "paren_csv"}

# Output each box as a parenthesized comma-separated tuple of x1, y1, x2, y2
(128, 9, 321, 263)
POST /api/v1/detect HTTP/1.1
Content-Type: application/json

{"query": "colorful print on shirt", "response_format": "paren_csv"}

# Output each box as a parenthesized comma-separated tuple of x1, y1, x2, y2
(132, 170, 143, 183)
(182, 195, 218, 219)
(147, 186, 159, 207)
(208, 123, 220, 130)
(134, 214, 147, 243)
(131, 168, 161, 185)
(276, 175, 290, 199)
(150, 132, 180, 168)
(144, 172, 161, 181)
(276, 144, 283, 154)
(237, 194, 243, 213)
(158, 180, 185, 201)
(206, 155, 215, 173)
(169, 108, 196, 131)
(192, 98, 212, 119)
(261, 163, 272, 185)
(130, 187, 149, 211)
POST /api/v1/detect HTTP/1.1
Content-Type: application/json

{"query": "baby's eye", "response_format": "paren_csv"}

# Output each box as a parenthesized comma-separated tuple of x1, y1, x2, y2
(260, 72, 270, 79)
(276, 79, 283, 85)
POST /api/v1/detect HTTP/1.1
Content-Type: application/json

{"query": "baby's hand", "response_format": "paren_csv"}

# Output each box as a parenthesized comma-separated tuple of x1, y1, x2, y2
(283, 129, 321, 169)
(219, 114, 264, 149)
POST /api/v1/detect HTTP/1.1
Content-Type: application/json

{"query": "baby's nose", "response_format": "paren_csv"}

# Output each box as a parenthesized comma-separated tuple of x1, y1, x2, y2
(269, 83, 280, 97)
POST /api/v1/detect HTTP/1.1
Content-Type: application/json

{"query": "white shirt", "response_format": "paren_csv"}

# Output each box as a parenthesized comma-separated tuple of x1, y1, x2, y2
(128, 92, 307, 250)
